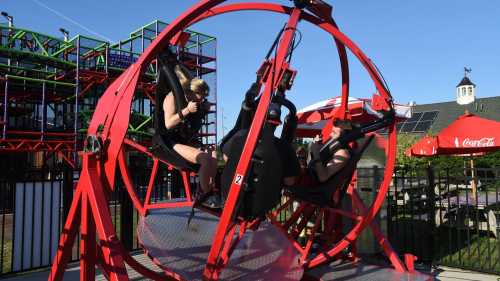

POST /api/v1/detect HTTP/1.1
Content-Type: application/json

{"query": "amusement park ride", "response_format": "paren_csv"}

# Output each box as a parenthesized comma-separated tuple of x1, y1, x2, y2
(47, 0, 432, 280)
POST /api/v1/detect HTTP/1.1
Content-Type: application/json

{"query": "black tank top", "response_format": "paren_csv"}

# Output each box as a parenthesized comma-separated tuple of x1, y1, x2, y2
(165, 93, 207, 146)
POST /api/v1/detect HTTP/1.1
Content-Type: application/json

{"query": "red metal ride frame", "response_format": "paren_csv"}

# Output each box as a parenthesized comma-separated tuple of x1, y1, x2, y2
(48, 1, 403, 280)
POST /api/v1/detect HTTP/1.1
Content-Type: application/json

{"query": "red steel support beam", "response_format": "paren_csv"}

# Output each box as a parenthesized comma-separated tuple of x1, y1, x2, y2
(203, 8, 303, 279)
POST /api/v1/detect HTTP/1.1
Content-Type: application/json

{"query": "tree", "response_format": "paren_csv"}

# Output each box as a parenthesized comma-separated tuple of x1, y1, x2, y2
(396, 134, 427, 167)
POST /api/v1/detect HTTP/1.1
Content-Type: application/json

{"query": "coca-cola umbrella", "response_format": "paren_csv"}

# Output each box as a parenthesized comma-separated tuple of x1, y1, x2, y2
(406, 112, 500, 199)
(406, 112, 500, 157)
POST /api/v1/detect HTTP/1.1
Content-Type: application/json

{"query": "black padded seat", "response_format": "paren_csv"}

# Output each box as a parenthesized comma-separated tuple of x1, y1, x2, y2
(150, 52, 201, 172)
(150, 134, 200, 171)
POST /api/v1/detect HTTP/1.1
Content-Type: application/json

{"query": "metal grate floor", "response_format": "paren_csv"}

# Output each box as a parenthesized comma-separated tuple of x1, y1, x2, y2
(137, 207, 303, 280)
(303, 259, 433, 281)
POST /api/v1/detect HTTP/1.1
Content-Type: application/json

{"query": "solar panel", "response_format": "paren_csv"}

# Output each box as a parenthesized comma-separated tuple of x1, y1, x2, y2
(413, 121, 432, 132)
(377, 110, 439, 134)
(400, 121, 417, 133)
(394, 110, 439, 133)
(420, 111, 439, 121)
(407, 112, 422, 122)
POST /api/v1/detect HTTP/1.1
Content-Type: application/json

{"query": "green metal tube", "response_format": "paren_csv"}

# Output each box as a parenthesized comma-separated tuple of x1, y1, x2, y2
(0, 25, 66, 44)
(0, 63, 56, 75)
(5, 74, 75, 87)
(0, 46, 76, 68)
(134, 117, 152, 131)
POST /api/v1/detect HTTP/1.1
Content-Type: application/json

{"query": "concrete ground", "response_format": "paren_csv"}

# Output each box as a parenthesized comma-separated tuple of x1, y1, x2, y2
(1, 254, 499, 281)
(431, 266, 500, 281)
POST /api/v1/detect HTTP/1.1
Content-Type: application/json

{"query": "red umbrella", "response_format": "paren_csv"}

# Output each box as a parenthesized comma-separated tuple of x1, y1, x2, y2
(406, 113, 500, 157)
(405, 136, 438, 157)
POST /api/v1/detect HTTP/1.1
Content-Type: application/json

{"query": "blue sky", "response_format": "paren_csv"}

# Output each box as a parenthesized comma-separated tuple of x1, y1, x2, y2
(2, 0, 500, 137)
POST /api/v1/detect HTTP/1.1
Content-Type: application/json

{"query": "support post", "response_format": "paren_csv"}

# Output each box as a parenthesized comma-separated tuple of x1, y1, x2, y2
(171, 169, 183, 198)
(105, 43, 109, 74)
(120, 180, 134, 251)
(3, 77, 7, 139)
(80, 192, 96, 280)
(74, 37, 80, 163)
(62, 165, 74, 223)
(470, 157, 477, 200)
(426, 164, 436, 262)
(41, 81, 46, 141)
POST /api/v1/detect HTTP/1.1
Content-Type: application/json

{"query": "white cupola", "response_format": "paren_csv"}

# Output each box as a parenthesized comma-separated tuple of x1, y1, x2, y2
(456, 67, 476, 105)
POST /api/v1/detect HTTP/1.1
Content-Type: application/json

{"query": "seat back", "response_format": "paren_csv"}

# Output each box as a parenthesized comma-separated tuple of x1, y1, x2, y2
(330, 135, 374, 206)
(220, 95, 298, 219)
(221, 126, 284, 219)
(154, 52, 188, 134)
(150, 51, 199, 171)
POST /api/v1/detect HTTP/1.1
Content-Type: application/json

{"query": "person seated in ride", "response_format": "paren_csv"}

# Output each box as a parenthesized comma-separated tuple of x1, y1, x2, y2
(295, 146, 307, 170)
(311, 126, 351, 182)
(162, 66, 220, 208)
(297, 124, 351, 186)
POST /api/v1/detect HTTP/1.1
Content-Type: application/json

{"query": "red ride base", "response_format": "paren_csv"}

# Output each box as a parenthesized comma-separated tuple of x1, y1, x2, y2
(48, 0, 430, 280)
(48, 153, 170, 281)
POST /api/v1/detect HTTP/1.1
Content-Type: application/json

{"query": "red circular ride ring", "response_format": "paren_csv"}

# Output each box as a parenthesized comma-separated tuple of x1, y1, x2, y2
(88, 0, 397, 274)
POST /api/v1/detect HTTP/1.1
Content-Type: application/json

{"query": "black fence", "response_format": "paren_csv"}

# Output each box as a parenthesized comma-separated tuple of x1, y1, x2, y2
(386, 165, 500, 275)
(0, 169, 69, 275)
(0, 165, 499, 276)
(0, 165, 191, 276)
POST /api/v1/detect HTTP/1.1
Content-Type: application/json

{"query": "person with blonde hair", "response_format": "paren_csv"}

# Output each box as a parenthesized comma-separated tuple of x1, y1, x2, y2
(162, 65, 220, 208)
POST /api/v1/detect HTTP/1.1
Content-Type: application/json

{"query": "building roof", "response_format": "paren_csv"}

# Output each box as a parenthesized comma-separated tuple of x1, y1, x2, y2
(457, 76, 476, 87)
(409, 96, 500, 134)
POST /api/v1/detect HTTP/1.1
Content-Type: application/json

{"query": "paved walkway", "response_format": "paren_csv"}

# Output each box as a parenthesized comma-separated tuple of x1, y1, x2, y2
(1, 254, 499, 281)
(432, 266, 499, 281)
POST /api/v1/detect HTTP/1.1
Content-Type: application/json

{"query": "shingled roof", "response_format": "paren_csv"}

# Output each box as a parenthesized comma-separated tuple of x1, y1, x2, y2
(457, 76, 476, 87)
(412, 96, 500, 134)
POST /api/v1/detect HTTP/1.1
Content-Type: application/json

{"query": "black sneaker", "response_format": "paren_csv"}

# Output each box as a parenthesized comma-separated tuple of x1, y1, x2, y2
(201, 193, 223, 209)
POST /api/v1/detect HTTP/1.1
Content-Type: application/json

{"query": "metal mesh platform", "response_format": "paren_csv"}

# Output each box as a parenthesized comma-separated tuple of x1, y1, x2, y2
(137, 207, 303, 280)
(303, 260, 432, 281)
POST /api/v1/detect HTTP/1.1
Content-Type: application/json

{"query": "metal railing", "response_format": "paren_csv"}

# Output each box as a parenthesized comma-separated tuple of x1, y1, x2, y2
(0, 166, 188, 276)
(1, 165, 499, 276)
(386, 165, 500, 275)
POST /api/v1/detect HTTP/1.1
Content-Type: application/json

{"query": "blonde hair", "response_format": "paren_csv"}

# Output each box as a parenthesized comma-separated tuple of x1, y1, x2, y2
(190, 78, 209, 96)
(173, 65, 209, 96)
(173, 64, 192, 91)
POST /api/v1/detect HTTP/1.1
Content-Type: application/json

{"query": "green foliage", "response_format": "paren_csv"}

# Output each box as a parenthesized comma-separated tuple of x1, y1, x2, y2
(396, 134, 428, 167)
(474, 150, 500, 168)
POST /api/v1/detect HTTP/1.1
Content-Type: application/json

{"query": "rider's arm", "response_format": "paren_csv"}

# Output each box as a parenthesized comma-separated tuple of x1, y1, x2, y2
(163, 93, 191, 129)
(312, 149, 350, 182)
(310, 141, 350, 183)
(240, 83, 259, 129)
